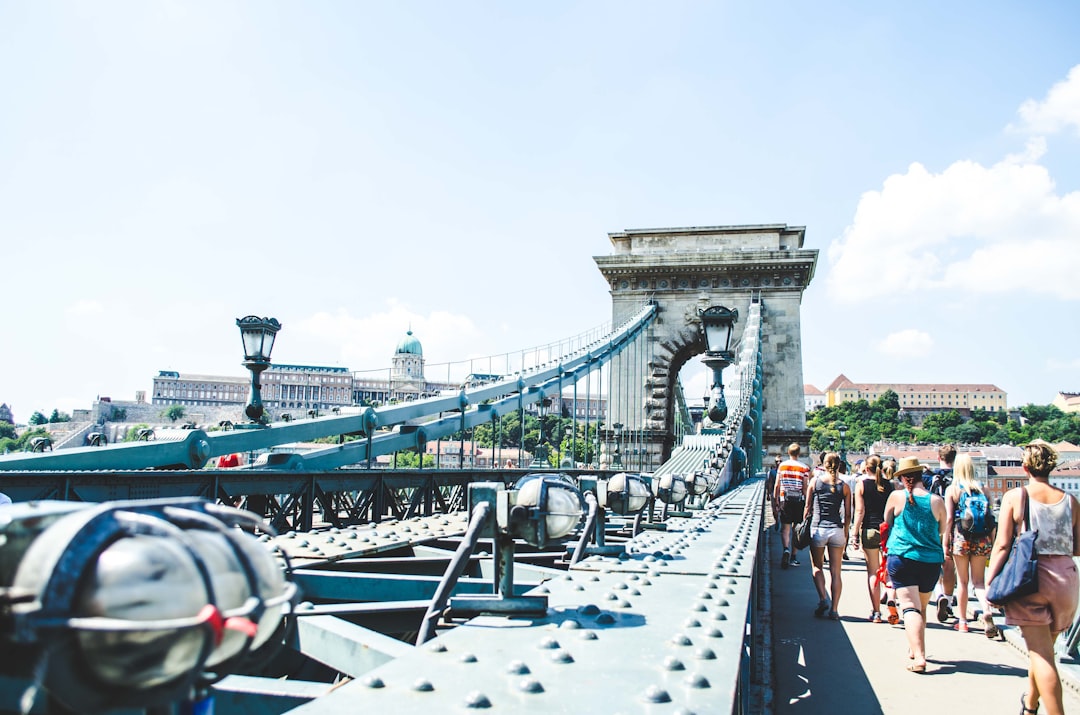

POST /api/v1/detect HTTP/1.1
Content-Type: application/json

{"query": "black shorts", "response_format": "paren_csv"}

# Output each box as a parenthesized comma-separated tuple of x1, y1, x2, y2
(779, 498, 805, 525)
(887, 554, 942, 593)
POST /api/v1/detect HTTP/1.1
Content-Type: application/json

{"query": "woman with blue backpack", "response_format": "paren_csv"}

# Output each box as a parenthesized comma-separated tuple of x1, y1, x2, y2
(943, 453, 998, 636)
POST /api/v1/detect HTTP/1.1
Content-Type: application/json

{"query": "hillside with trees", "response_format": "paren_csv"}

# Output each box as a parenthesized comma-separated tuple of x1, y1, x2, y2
(807, 390, 1080, 452)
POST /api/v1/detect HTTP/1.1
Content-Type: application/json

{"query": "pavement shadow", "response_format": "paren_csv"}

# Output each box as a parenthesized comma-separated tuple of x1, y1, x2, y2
(771, 539, 883, 713)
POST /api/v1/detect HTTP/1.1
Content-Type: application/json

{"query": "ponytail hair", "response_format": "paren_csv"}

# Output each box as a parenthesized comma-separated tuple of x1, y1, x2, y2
(823, 452, 841, 493)
(865, 455, 884, 492)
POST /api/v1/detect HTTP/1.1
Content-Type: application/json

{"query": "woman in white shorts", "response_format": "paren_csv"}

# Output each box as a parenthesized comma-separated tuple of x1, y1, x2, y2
(804, 452, 852, 620)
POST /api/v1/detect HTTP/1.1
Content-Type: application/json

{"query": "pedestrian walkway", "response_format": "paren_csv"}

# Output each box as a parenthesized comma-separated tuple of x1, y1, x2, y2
(768, 522, 1080, 713)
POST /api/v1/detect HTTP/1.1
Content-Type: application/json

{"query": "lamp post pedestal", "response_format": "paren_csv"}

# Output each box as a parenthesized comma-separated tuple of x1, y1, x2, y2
(701, 354, 731, 426)
(243, 360, 270, 425)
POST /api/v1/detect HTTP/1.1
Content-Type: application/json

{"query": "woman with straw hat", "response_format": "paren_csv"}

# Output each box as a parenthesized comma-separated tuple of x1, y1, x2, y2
(883, 455, 948, 673)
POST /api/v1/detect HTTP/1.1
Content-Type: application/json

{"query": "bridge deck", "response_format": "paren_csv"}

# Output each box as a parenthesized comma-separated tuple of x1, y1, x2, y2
(767, 517, 1080, 713)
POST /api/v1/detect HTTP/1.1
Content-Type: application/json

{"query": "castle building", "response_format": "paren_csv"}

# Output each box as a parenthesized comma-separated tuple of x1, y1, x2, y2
(152, 329, 457, 417)
(824, 374, 1007, 416)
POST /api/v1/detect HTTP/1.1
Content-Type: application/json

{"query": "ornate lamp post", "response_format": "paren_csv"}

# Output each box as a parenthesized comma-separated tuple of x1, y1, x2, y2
(837, 422, 848, 464)
(236, 315, 281, 425)
(612, 422, 623, 467)
(561, 425, 574, 468)
(699, 306, 739, 426)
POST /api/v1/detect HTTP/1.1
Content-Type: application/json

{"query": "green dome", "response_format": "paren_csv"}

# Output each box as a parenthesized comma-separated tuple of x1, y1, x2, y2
(395, 329, 423, 356)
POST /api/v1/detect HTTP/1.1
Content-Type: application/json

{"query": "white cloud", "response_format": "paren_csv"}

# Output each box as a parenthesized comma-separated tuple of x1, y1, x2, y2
(66, 299, 105, 317)
(876, 329, 933, 359)
(826, 157, 1080, 302)
(1046, 356, 1080, 371)
(827, 65, 1080, 305)
(1015, 64, 1080, 136)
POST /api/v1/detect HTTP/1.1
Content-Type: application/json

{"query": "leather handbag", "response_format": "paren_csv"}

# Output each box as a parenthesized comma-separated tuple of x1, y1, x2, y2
(987, 487, 1039, 604)
(793, 515, 812, 551)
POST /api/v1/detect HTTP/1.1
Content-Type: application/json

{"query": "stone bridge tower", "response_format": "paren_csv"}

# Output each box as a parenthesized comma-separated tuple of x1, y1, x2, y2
(594, 225, 818, 464)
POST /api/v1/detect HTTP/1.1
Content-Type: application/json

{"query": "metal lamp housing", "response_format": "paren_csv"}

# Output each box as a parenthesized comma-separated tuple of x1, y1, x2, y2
(654, 473, 688, 505)
(605, 472, 651, 515)
(511, 475, 585, 546)
(699, 306, 739, 357)
(236, 316, 281, 363)
(686, 472, 710, 497)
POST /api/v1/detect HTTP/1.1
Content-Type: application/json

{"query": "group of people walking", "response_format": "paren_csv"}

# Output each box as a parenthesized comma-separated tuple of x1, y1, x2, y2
(770, 441, 1080, 715)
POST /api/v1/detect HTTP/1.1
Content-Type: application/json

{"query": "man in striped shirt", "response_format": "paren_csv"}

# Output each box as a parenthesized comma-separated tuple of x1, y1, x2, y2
(774, 442, 811, 569)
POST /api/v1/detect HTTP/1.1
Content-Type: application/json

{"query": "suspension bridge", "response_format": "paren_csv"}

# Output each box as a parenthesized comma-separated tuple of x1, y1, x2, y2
(7, 224, 1071, 714)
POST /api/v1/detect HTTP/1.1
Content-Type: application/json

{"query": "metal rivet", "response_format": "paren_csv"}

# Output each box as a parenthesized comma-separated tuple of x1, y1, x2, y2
(427, 642, 448, 653)
(693, 603, 707, 612)
(686, 673, 712, 691)
(663, 655, 686, 671)
(672, 634, 693, 646)
(579, 604, 600, 616)
(613, 582, 628, 590)
(630, 588, 641, 596)
(712, 612, 728, 621)
(464, 691, 491, 708)
(413, 678, 435, 692)
(362, 675, 384, 688)
(707, 627, 723, 638)
(538, 637, 560, 650)
(642, 686, 672, 703)
(460, 653, 478, 663)
(519, 679, 544, 693)
(551, 650, 575, 664)
(699, 592, 713, 600)
(574, 584, 585, 591)
(684, 618, 701, 628)
(580, 630, 598, 640)
(559, 620, 582, 630)
(506, 660, 530, 675)
(640, 578, 653, 586)
(537, 586, 550, 594)
(597, 613, 616, 625)
(695, 647, 717, 660)
(617, 599, 632, 608)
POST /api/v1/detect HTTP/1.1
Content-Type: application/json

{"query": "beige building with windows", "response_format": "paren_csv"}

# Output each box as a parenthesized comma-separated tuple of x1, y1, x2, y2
(824, 374, 1007, 415)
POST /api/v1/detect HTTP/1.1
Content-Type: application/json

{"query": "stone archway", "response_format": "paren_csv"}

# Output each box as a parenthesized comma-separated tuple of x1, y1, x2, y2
(595, 225, 818, 464)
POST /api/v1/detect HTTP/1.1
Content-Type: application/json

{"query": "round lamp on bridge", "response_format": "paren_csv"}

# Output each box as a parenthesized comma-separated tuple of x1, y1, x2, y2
(512, 474, 586, 545)
(605, 472, 651, 515)
(654, 473, 688, 505)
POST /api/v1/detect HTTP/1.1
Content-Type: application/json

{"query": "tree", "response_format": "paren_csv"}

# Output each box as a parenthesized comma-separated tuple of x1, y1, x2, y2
(163, 405, 186, 422)
(0, 421, 15, 440)
(48, 409, 71, 423)
(29, 411, 48, 426)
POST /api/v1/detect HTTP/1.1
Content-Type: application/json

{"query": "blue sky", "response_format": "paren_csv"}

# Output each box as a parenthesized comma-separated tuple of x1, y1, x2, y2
(1, 2, 1078, 421)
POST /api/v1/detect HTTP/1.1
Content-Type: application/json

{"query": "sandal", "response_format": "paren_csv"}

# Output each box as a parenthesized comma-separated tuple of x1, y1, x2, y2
(954, 621, 969, 632)
(886, 601, 900, 625)
(814, 599, 830, 618)
(870, 611, 883, 623)
(906, 662, 926, 673)
(828, 610, 841, 621)
(1020, 693, 1039, 714)
(984, 614, 1000, 639)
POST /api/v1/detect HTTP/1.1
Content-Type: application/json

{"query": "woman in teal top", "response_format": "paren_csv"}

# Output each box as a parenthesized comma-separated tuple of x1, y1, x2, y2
(884, 456, 947, 674)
